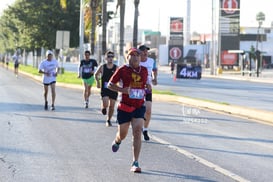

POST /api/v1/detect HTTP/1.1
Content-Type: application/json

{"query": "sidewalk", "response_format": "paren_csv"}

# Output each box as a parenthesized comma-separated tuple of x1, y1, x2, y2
(203, 68, 273, 84)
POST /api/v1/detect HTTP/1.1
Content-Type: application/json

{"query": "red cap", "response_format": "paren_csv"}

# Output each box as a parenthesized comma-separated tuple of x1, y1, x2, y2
(127, 48, 141, 56)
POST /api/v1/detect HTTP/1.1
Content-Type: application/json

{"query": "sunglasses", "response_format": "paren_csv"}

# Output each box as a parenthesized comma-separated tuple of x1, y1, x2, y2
(107, 55, 114, 58)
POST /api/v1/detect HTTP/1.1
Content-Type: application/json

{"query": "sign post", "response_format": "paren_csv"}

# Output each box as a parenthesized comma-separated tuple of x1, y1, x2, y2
(56, 30, 70, 74)
(169, 17, 184, 79)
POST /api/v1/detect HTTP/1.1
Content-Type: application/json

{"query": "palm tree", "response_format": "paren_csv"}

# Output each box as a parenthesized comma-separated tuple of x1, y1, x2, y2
(116, 0, 126, 65)
(102, 0, 107, 55)
(133, 0, 140, 47)
(90, 0, 99, 55)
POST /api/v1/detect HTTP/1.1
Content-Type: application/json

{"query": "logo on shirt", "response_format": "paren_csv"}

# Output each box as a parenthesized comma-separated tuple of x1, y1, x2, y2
(130, 73, 142, 87)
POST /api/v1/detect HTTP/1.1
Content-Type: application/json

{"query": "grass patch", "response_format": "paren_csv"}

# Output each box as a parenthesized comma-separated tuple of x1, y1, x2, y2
(153, 90, 176, 95)
(19, 64, 40, 76)
(178, 94, 230, 105)
(16, 64, 180, 95)
(57, 72, 82, 85)
(196, 98, 229, 105)
(7, 63, 230, 104)
(17, 64, 82, 85)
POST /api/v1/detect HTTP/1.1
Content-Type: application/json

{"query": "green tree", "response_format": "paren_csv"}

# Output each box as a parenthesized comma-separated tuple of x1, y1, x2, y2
(0, 0, 80, 53)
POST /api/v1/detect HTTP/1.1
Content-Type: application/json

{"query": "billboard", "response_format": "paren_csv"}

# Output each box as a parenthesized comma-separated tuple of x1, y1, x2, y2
(221, 50, 238, 65)
(170, 17, 183, 36)
(220, 0, 240, 66)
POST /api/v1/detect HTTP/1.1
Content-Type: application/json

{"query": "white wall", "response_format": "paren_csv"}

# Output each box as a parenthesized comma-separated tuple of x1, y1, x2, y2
(158, 44, 169, 65)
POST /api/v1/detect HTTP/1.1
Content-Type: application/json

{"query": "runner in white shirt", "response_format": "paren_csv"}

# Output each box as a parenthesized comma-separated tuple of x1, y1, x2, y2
(38, 50, 59, 110)
(138, 45, 158, 141)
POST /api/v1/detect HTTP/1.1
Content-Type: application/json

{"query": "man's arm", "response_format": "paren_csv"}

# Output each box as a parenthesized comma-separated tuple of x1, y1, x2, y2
(53, 61, 60, 76)
(107, 67, 129, 94)
(152, 60, 158, 85)
(108, 82, 129, 94)
(78, 61, 82, 78)
(38, 63, 49, 76)
(94, 65, 103, 88)
(55, 66, 60, 76)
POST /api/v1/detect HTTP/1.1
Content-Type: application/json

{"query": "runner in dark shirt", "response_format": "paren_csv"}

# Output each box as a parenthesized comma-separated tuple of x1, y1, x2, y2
(78, 50, 98, 108)
(95, 50, 118, 126)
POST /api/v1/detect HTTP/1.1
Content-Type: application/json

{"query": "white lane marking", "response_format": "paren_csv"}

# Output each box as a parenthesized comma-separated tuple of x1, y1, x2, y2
(151, 135, 251, 182)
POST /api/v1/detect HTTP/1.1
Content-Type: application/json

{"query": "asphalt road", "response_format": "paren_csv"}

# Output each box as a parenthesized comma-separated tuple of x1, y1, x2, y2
(1, 65, 273, 182)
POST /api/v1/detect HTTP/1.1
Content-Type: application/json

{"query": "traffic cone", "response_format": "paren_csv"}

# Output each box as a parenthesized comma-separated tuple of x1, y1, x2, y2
(173, 75, 176, 81)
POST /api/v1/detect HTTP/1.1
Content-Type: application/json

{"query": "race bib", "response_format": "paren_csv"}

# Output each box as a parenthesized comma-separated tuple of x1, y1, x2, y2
(104, 82, 108, 88)
(83, 67, 91, 73)
(129, 89, 145, 99)
(50, 72, 55, 76)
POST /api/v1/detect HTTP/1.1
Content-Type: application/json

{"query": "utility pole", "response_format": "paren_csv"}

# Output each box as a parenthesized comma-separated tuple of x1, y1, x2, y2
(255, 12, 265, 77)
(79, 0, 84, 61)
(210, 0, 215, 75)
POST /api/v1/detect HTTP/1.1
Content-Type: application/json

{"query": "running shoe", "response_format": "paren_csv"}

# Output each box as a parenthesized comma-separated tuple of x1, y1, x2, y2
(44, 101, 48, 110)
(106, 120, 112, 127)
(101, 108, 107, 115)
(85, 102, 88, 109)
(143, 130, 150, 141)
(130, 161, 141, 173)
(112, 140, 120, 152)
(51, 105, 55, 111)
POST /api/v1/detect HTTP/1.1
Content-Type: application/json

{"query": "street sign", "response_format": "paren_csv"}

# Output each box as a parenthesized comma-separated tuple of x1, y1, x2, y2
(169, 47, 182, 60)
(170, 17, 183, 36)
(56, 30, 70, 49)
(222, 0, 238, 14)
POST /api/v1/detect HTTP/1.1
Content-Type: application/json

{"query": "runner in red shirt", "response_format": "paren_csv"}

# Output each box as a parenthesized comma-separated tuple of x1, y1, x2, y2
(108, 47, 151, 173)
